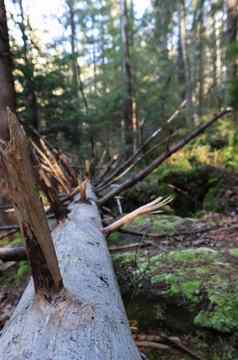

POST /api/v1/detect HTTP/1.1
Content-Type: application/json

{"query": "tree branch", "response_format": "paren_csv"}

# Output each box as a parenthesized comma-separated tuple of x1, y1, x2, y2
(98, 109, 231, 206)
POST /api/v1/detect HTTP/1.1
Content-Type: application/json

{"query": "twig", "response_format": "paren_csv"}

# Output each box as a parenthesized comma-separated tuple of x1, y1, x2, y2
(109, 241, 153, 253)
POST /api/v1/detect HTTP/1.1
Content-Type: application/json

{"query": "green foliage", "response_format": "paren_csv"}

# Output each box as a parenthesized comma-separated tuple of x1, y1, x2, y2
(16, 261, 30, 281)
(11, 232, 24, 246)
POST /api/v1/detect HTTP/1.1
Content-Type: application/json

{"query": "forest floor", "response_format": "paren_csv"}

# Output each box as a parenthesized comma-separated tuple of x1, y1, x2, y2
(1, 211, 238, 358)
(111, 212, 238, 360)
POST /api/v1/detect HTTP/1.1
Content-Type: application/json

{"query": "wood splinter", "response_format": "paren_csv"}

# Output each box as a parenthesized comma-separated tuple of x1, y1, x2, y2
(0, 109, 63, 297)
(103, 195, 173, 235)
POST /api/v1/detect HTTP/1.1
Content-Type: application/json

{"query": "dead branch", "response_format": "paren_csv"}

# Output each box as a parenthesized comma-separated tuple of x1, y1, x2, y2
(134, 334, 202, 360)
(96, 101, 186, 191)
(0, 229, 18, 240)
(103, 196, 173, 235)
(135, 341, 169, 350)
(95, 154, 119, 186)
(0, 246, 26, 262)
(98, 109, 231, 206)
(109, 241, 153, 253)
(0, 224, 19, 231)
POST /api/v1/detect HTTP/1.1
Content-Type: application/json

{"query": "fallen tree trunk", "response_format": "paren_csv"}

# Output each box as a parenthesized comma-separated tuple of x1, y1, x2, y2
(0, 112, 141, 359)
(0, 190, 141, 359)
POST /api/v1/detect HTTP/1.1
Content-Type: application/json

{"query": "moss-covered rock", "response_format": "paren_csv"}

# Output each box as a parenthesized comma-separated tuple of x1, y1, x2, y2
(114, 247, 238, 333)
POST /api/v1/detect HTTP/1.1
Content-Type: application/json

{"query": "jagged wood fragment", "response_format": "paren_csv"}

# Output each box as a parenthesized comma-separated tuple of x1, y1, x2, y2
(103, 196, 173, 235)
(0, 110, 63, 295)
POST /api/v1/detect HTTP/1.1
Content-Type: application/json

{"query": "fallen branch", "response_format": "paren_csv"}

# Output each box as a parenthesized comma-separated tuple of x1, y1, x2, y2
(109, 241, 153, 253)
(0, 246, 26, 262)
(135, 340, 169, 351)
(0, 229, 18, 240)
(134, 334, 202, 360)
(98, 109, 231, 206)
(0, 224, 19, 231)
(96, 101, 186, 191)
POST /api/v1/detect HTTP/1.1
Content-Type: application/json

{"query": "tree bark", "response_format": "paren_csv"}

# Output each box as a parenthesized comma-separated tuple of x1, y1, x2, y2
(0, 110, 63, 295)
(0, 187, 141, 360)
(0, 0, 16, 114)
(0, 0, 17, 226)
(226, 0, 238, 105)
(0, 112, 140, 360)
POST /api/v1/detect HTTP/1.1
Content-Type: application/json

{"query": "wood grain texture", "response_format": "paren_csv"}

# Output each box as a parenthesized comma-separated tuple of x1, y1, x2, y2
(0, 111, 63, 295)
(0, 186, 141, 359)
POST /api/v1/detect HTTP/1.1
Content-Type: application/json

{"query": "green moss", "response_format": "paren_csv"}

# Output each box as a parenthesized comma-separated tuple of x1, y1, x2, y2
(195, 293, 238, 332)
(11, 232, 24, 246)
(229, 248, 238, 257)
(134, 214, 196, 235)
(115, 247, 238, 332)
(108, 232, 121, 244)
(16, 261, 30, 281)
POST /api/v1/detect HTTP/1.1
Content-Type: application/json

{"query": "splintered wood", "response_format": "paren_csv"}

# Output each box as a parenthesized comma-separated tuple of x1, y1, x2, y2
(0, 110, 63, 296)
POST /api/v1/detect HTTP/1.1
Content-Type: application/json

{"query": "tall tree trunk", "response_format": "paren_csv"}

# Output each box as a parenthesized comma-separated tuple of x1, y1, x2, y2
(18, 0, 39, 130)
(226, 0, 238, 105)
(67, 0, 88, 111)
(198, 3, 205, 115)
(0, 0, 16, 226)
(179, 0, 194, 124)
(0, 0, 16, 115)
(120, 0, 134, 156)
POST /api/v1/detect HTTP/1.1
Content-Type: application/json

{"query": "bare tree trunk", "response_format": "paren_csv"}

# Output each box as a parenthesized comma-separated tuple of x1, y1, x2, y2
(211, 1, 218, 91)
(0, 0, 16, 114)
(0, 117, 141, 358)
(179, 0, 194, 124)
(67, 0, 88, 111)
(120, 0, 134, 156)
(17, 0, 39, 130)
(198, 3, 205, 116)
(0, 0, 17, 226)
(226, 0, 238, 105)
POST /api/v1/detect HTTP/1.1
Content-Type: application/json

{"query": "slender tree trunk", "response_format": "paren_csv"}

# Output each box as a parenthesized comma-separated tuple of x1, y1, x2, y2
(0, 0, 16, 114)
(120, 0, 134, 156)
(226, 0, 238, 105)
(211, 1, 218, 91)
(0, 0, 17, 226)
(179, 0, 194, 124)
(18, 0, 39, 130)
(67, 0, 88, 111)
(198, 4, 205, 116)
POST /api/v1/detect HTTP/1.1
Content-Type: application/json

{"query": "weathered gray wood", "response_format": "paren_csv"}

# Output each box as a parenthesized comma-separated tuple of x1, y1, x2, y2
(0, 187, 141, 360)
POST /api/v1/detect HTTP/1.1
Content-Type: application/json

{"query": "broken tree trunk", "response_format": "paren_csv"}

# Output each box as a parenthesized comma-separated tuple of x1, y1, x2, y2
(0, 112, 141, 359)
